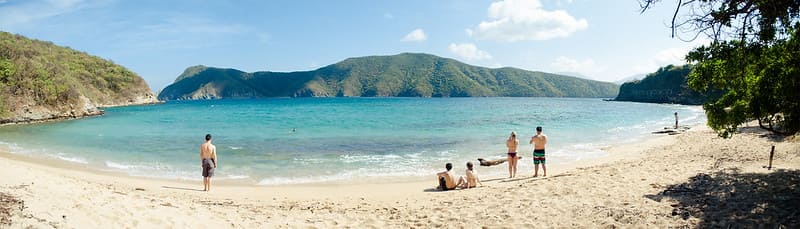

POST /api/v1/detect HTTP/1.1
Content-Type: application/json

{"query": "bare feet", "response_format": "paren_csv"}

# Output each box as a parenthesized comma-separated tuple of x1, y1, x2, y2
(533, 174, 538, 177)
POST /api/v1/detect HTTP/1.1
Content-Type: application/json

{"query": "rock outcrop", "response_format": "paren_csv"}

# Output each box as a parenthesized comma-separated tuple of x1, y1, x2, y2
(0, 32, 159, 125)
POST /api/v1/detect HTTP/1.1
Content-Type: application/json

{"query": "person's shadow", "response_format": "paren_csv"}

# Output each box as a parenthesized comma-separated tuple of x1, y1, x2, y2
(162, 186, 205, 192)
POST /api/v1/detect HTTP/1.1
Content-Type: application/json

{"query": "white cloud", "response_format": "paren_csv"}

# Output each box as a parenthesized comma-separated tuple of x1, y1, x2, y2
(489, 62, 504, 68)
(402, 29, 427, 42)
(631, 47, 692, 74)
(0, 0, 90, 29)
(111, 15, 254, 50)
(140, 17, 249, 35)
(550, 0, 573, 4)
(629, 38, 711, 75)
(550, 56, 606, 77)
(256, 32, 272, 44)
(384, 13, 394, 19)
(654, 47, 689, 65)
(468, 0, 588, 42)
(308, 61, 321, 69)
(448, 43, 492, 61)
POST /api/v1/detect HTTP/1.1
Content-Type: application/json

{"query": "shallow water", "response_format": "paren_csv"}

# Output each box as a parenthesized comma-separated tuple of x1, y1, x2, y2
(0, 97, 705, 185)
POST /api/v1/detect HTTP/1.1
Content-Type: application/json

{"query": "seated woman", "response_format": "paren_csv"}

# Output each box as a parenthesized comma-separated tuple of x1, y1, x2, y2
(456, 162, 482, 189)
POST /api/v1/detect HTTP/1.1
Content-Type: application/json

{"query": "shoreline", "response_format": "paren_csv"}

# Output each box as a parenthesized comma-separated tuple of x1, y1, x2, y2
(0, 123, 682, 188)
(0, 110, 105, 126)
(0, 100, 705, 186)
(0, 123, 696, 196)
(3, 122, 797, 227)
(0, 100, 163, 127)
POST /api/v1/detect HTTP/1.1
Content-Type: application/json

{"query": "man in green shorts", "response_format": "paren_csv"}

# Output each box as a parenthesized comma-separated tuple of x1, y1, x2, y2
(529, 126, 548, 177)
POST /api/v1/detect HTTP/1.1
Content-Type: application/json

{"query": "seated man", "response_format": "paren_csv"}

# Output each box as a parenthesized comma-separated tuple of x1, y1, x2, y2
(436, 162, 457, 191)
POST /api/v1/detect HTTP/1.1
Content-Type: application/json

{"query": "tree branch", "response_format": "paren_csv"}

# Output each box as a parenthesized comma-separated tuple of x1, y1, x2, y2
(671, 0, 684, 38)
(639, 0, 655, 14)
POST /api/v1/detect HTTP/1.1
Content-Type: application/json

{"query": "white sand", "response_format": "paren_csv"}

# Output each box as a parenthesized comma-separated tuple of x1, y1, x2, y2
(1, 124, 798, 228)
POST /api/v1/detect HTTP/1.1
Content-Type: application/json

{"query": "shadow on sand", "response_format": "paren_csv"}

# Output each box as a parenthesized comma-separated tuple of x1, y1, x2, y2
(645, 169, 800, 228)
(737, 126, 791, 142)
(162, 186, 205, 192)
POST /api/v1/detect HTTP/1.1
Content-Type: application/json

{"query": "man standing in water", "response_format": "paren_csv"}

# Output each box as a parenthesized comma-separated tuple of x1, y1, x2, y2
(530, 126, 547, 177)
(506, 131, 519, 178)
(200, 134, 217, 191)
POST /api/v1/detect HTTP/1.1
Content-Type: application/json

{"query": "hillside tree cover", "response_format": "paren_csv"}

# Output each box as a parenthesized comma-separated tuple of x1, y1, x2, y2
(641, 0, 800, 137)
(0, 31, 154, 122)
(615, 64, 709, 105)
(158, 53, 620, 100)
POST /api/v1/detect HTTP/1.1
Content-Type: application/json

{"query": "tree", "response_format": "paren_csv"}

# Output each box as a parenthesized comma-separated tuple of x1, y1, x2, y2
(640, 0, 800, 137)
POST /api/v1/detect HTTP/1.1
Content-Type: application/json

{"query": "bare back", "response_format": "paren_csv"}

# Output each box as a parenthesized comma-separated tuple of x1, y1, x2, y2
(506, 138, 519, 153)
(200, 142, 216, 160)
(437, 170, 457, 189)
(530, 134, 547, 150)
(465, 170, 478, 187)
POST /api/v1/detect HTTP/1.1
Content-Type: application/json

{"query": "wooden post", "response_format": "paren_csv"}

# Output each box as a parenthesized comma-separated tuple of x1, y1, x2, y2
(768, 145, 775, 170)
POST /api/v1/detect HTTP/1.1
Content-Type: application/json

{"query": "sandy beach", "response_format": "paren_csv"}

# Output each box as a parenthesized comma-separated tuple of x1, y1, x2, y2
(1, 124, 799, 228)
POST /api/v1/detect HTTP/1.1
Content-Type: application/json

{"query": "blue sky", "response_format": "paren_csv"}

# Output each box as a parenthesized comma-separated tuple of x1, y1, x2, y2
(0, 0, 706, 91)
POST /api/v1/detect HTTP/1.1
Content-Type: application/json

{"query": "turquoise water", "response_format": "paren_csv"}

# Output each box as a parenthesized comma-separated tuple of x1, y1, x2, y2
(0, 98, 705, 184)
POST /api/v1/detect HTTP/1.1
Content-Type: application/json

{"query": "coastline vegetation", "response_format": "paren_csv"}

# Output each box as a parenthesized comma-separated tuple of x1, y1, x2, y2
(0, 31, 153, 122)
(615, 64, 709, 105)
(641, 0, 800, 137)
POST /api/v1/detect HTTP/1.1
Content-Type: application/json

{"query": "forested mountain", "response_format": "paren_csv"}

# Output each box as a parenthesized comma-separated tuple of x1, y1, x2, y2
(614, 65, 707, 105)
(158, 53, 619, 100)
(0, 32, 158, 124)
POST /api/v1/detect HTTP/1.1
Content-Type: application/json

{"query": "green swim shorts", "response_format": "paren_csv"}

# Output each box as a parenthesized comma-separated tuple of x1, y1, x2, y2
(533, 149, 545, 165)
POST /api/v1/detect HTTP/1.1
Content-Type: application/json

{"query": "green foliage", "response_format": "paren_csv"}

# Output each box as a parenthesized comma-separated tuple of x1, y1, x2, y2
(0, 31, 153, 121)
(643, 0, 800, 137)
(687, 27, 800, 137)
(159, 53, 620, 100)
(0, 59, 14, 81)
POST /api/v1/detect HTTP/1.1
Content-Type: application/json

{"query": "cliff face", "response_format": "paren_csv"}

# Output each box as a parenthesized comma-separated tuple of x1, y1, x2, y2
(614, 65, 707, 105)
(0, 32, 159, 124)
(158, 53, 620, 100)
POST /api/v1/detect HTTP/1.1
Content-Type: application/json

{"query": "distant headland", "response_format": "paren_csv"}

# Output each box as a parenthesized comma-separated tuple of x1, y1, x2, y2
(157, 53, 620, 100)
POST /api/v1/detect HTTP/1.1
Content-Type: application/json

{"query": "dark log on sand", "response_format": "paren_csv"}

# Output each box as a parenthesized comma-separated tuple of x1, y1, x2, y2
(478, 156, 523, 167)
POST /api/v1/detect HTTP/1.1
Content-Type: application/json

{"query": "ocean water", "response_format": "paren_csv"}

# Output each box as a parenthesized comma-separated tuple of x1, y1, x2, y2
(0, 98, 705, 185)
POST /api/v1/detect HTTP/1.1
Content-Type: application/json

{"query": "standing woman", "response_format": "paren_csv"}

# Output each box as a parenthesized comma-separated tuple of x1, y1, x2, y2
(506, 131, 519, 178)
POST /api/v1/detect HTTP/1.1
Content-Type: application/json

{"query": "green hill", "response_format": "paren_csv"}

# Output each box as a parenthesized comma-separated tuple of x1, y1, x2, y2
(614, 64, 707, 105)
(0, 32, 158, 124)
(158, 53, 619, 100)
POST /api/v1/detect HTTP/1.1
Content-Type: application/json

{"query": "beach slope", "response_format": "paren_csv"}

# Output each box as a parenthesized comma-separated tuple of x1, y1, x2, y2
(1, 125, 798, 227)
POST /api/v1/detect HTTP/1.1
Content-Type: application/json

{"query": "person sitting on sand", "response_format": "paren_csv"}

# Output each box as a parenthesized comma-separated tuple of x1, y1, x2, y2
(506, 131, 519, 178)
(530, 126, 547, 177)
(456, 162, 482, 189)
(436, 163, 457, 191)
(200, 134, 218, 192)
